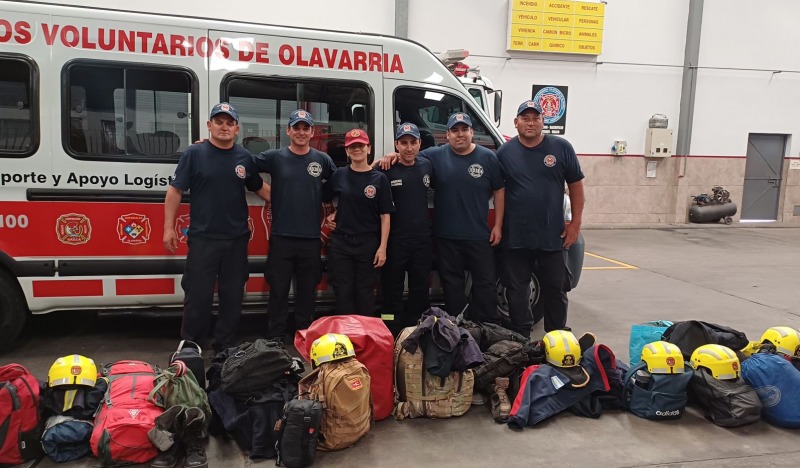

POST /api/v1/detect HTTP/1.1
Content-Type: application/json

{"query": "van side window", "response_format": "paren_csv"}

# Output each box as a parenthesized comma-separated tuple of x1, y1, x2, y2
(0, 55, 38, 157)
(393, 87, 500, 151)
(64, 63, 197, 161)
(223, 76, 372, 166)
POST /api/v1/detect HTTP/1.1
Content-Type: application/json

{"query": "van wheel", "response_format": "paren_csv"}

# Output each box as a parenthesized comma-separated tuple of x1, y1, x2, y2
(0, 270, 27, 351)
(496, 275, 539, 327)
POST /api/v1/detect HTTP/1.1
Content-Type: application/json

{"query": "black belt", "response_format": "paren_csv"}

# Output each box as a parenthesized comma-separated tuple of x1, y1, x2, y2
(333, 232, 377, 240)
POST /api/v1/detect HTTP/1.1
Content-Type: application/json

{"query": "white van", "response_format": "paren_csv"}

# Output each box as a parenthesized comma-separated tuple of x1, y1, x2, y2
(0, 0, 505, 347)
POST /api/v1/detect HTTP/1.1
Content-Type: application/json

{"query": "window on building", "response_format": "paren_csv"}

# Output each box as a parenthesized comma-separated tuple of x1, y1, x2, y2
(393, 87, 500, 151)
(64, 63, 197, 161)
(0, 55, 37, 157)
(224, 76, 372, 166)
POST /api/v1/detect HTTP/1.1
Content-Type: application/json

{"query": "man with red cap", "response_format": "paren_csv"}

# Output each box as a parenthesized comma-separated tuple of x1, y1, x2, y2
(324, 129, 394, 316)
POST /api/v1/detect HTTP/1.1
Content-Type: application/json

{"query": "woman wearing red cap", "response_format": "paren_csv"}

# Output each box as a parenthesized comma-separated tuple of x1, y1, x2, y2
(324, 129, 394, 316)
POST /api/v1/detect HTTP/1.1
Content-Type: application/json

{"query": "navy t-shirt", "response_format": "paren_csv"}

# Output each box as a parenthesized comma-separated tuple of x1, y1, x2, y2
(324, 167, 394, 237)
(379, 157, 432, 239)
(253, 147, 337, 238)
(496, 135, 584, 251)
(170, 141, 263, 240)
(419, 144, 504, 241)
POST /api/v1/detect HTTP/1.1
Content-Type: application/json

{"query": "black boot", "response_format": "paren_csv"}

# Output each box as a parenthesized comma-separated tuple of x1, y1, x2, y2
(182, 407, 208, 468)
(150, 406, 186, 468)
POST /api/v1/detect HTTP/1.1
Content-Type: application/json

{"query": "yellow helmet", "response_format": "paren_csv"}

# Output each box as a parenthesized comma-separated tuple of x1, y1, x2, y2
(310, 333, 356, 367)
(739, 340, 761, 357)
(760, 326, 800, 357)
(690, 344, 740, 380)
(641, 341, 685, 374)
(543, 330, 581, 368)
(48, 354, 97, 387)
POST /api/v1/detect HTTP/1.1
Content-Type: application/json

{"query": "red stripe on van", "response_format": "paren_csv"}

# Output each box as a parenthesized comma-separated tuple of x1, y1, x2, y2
(33, 279, 104, 297)
(246, 277, 270, 293)
(116, 278, 174, 296)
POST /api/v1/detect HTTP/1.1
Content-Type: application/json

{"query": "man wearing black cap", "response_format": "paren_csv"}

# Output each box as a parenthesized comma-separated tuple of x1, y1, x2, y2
(164, 102, 270, 353)
(381, 113, 505, 324)
(377, 123, 433, 332)
(497, 100, 585, 335)
(253, 110, 337, 341)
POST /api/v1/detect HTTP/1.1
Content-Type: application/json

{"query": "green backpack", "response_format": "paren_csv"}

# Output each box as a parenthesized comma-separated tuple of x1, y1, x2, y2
(148, 361, 211, 425)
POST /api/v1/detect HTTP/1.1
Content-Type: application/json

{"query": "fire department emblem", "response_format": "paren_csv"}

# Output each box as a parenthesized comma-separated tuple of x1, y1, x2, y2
(544, 155, 557, 167)
(666, 357, 676, 367)
(533, 86, 567, 125)
(423, 174, 430, 187)
(307, 162, 322, 177)
(220, 103, 231, 112)
(70, 366, 81, 375)
(364, 185, 376, 198)
(348, 376, 363, 390)
(235, 164, 246, 179)
(455, 113, 465, 121)
(247, 216, 255, 241)
(175, 214, 191, 243)
(468, 164, 484, 178)
(350, 130, 361, 137)
(297, 110, 307, 118)
(56, 213, 92, 245)
(403, 124, 413, 132)
(117, 213, 152, 245)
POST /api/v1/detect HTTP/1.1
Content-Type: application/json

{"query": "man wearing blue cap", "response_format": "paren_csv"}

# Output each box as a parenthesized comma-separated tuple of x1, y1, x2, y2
(253, 110, 337, 341)
(164, 102, 270, 353)
(497, 100, 585, 335)
(381, 113, 505, 324)
(377, 123, 433, 332)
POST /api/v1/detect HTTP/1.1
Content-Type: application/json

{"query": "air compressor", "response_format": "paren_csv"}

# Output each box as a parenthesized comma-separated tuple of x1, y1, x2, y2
(689, 186, 737, 224)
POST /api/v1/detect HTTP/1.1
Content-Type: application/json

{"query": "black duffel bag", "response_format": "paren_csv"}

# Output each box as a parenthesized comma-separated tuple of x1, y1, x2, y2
(662, 321, 749, 360)
(220, 339, 295, 399)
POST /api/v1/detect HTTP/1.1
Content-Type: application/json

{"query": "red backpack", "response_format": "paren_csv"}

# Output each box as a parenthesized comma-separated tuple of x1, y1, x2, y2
(90, 360, 163, 466)
(0, 364, 43, 466)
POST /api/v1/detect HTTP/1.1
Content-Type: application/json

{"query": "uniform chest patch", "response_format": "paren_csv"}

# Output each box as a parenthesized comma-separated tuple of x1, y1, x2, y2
(391, 179, 403, 187)
(544, 155, 557, 167)
(235, 165, 246, 179)
(423, 174, 430, 187)
(468, 164, 484, 178)
(364, 185, 376, 198)
(307, 162, 322, 177)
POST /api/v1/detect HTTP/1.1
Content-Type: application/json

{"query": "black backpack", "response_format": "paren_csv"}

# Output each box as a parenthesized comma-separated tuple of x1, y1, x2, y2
(275, 398, 323, 468)
(473, 341, 531, 394)
(460, 321, 529, 351)
(689, 367, 761, 427)
(220, 339, 295, 400)
(170, 340, 206, 391)
(662, 321, 749, 360)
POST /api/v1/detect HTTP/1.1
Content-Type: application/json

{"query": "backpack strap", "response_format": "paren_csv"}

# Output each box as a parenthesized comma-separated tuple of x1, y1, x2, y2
(621, 362, 648, 409)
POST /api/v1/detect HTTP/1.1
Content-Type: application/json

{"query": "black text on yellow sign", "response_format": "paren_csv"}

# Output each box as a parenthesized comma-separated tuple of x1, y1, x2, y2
(508, 0, 604, 54)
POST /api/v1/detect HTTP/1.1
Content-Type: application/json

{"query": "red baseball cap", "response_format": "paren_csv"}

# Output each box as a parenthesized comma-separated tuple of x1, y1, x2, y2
(344, 129, 370, 147)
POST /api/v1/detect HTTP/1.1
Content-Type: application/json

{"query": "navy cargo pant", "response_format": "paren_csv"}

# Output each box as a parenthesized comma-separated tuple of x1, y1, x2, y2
(181, 235, 249, 353)
(327, 232, 380, 316)
(264, 235, 322, 339)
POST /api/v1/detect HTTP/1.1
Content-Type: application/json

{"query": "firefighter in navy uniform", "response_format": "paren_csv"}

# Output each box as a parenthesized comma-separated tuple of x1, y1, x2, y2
(164, 102, 270, 354)
(253, 110, 337, 341)
(324, 129, 394, 316)
(377, 123, 433, 333)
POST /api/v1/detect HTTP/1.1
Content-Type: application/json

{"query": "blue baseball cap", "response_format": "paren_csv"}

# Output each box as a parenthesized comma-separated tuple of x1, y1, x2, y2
(517, 100, 543, 116)
(447, 112, 473, 129)
(395, 122, 421, 140)
(209, 102, 239, 122)
(288, 110, 314, 127)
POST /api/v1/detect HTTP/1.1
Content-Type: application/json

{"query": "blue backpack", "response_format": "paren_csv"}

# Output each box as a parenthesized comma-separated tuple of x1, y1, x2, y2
(622, 362, 693, 420)
(741, 353, 800, 428)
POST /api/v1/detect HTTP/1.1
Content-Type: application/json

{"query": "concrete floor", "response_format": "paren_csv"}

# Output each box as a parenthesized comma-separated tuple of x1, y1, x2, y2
(3, 225, 800, 467)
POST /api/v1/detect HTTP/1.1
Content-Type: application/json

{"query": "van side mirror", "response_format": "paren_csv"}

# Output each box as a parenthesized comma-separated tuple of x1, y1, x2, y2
(493, 90, 503, 126)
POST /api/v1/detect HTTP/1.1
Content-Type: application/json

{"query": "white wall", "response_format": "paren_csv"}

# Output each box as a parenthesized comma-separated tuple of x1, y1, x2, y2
(408, 0, 690, 153)
(62, 0, 396, 34)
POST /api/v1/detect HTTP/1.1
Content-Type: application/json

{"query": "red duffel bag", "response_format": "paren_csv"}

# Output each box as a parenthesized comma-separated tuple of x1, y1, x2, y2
(295, 315, 394, 420)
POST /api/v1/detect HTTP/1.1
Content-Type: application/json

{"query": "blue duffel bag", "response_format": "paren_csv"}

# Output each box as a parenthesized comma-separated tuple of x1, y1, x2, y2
(741, 353, 800, 428)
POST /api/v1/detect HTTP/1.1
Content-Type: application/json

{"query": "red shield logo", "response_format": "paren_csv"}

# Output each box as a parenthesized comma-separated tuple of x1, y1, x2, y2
(56, 213, 92, 245)
(117, 213, 152, 245)
(175, 214, 191, 244)
(70, 366, 81, 375)
(666, 357, 676, 367)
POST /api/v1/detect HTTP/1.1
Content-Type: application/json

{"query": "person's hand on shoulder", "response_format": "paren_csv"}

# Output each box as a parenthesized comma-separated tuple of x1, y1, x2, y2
(374, 153, 399, 170)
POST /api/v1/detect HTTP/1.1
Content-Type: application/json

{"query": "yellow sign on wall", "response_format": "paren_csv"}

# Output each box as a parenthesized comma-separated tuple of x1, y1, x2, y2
(508, 0, 605, 54)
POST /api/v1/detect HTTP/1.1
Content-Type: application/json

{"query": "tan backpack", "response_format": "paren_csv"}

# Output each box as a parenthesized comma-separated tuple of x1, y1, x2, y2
(298, 358, 372, 451)
(393, 326, 474, 420)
